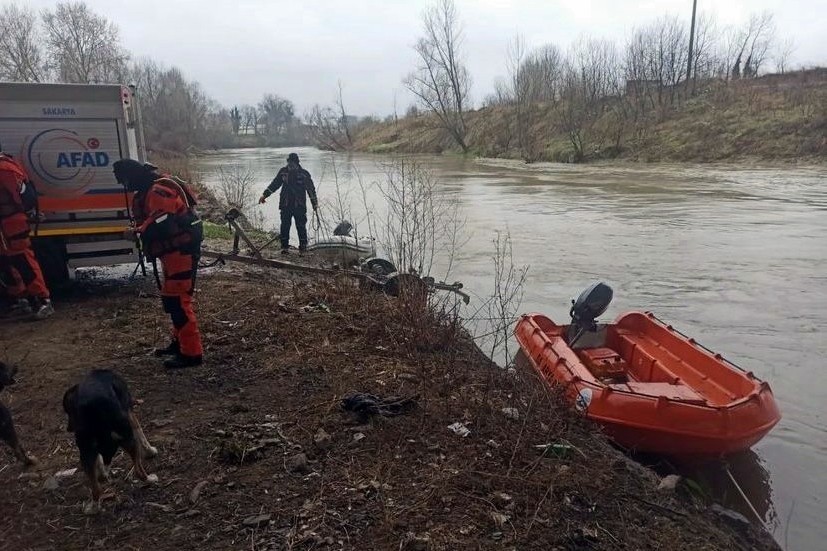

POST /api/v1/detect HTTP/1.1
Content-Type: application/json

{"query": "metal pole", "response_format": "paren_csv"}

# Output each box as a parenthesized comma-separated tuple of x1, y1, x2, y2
(129, 84, 148, 163)
(686, 0, 698, 83)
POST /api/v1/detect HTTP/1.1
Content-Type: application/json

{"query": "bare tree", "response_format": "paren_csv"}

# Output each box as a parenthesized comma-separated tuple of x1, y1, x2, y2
(520, 44, 564, 103)
(404, 0, 471, 152)
(335, 80, 353, 147)
(507, 37, 565, 160)
(229, 106, 241, 135)
(482, 77, 512, 107)
(240, 105, 259, 135)
(506, 34, 528, 97)
(42, 1, 129, 84)
(623, 16, 689, 107)
(622, 15, 702, 149)
(217, 164, 257, 211)
(258, 94, 295, 137)
(743, 12, 776, 77)
(215, 164, 270, 231)
(306, 104, 349, 151)
(507, 34, 530, 157)
(305, 81, 365, 151)
(556, 37, 621, 161)
(378, 158, 462, 278)
(774, 38, 796, 74)
(726, 12, 776, 79)
(127, 57, 162, 103)
(486, 230, 528, 366)
(0, 3, 45, 82)
(392, 89, 399, 126)
(201, 105, 234, 148)
(128, 60, 230, 151)
(689, 12, 720, 87)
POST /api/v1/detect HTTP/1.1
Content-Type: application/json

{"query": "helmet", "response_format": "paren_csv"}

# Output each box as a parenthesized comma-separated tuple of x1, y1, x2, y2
(113, 158, 156, 192)
(287, 152, 300, 164)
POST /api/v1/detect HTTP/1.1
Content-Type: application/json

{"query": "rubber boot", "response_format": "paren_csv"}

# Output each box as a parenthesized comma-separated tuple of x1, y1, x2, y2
(163, 354, 203, 369)
(32, 298, 54, 320)
(154, 340, 180, 357)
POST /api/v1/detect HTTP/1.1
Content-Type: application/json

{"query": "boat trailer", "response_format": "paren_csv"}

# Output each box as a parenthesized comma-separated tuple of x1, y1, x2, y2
(200, 209, 470, 304)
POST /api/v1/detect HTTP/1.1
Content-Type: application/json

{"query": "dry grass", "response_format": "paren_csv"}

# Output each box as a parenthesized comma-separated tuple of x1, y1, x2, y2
(354, 69, 827, 163)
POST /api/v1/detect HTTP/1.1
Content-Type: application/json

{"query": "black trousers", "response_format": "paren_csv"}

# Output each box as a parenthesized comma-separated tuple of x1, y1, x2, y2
(280, 207, 308, 250)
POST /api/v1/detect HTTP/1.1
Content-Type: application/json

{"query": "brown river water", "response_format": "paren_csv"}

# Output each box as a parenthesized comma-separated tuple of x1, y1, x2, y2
(196, 147, 826, 550)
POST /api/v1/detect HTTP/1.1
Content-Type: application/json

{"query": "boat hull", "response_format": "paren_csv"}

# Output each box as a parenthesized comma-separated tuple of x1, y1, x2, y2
(515, 311, 781, 458)
(308, 235, 375, 264)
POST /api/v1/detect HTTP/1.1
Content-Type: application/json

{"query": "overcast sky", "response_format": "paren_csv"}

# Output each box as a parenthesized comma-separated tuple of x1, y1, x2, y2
(21, 0, 827, 115)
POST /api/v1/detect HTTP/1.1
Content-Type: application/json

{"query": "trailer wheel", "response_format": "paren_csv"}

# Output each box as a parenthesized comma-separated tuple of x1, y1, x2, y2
(383, 272, 428, 305)
(32, 238, 70, 289)
(363, 257, 397, 277)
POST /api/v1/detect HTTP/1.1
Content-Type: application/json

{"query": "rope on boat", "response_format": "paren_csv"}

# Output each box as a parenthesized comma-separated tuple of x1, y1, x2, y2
(724, 465, 768, 530)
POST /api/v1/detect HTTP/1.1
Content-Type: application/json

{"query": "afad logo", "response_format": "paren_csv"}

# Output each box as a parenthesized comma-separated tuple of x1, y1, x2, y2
(25, 129, 110, 196)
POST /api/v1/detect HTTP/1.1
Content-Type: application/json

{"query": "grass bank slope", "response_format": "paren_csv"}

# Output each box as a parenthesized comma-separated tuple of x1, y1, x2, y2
(355, 70, 826, 163)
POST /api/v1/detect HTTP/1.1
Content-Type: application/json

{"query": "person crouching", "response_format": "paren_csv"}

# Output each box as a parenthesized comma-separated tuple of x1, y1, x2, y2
(113, 159, 204, 369)
(0, 152, 53, 319)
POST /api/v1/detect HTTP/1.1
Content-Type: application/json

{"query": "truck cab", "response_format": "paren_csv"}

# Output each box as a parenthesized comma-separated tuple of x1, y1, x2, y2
(0, 82, 145, 284)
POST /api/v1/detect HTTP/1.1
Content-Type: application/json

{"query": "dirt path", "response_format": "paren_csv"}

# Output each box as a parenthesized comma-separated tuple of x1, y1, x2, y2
(0, 267, 778, 550)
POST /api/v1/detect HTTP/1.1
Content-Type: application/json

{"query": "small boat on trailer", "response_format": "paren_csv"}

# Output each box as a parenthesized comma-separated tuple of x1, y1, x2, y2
(307, 235, 375, 264)
(514, 283, 781, 458)
(307, 220, 375, 266)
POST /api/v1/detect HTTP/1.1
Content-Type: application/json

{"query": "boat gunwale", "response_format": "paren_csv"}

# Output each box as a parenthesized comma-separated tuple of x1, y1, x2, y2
(521, 345, 776, 416)
(516, 313, 776, 413)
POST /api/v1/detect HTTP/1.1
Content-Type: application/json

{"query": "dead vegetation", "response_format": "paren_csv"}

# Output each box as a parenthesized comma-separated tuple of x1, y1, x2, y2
(355, 68, 827, 163)
(0, 260, 779, 550)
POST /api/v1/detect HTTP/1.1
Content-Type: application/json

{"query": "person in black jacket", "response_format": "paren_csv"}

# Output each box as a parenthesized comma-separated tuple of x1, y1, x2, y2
(259, 152, 318, 254)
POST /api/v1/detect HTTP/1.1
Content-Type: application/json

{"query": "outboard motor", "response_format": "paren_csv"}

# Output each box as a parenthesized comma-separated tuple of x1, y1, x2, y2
(566, 282, 613, 347)
(333, 220, 353, 237)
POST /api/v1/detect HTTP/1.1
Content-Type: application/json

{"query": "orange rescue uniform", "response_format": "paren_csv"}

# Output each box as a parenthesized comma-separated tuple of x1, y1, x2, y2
(0, 155, 49, 300)
(134, 178, 203, 358)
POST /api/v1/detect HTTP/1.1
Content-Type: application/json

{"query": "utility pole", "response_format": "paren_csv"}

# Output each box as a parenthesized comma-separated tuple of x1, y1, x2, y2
(686, 0, 698, 83)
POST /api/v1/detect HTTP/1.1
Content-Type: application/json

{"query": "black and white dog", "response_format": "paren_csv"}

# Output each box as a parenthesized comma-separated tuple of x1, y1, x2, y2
(63, 370, 158, 510)
(0, 362, 36, 466)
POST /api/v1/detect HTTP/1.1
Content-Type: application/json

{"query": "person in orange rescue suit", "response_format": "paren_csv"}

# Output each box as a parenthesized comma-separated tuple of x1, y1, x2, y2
(0, 150, 53, 319)
(258, 152, 318, 254)
(113, 159, 204, 369)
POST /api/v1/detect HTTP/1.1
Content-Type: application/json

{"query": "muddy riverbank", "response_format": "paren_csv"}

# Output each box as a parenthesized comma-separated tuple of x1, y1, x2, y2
(0, 248, 780, 549)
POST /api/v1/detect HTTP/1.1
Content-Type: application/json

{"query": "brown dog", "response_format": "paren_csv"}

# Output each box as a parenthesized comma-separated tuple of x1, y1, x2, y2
(63, 369, 157, 511)
(0, 362, 36, 466)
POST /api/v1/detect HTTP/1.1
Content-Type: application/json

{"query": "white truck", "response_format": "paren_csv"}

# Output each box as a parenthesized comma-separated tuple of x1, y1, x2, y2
(0, 82, 145, 284)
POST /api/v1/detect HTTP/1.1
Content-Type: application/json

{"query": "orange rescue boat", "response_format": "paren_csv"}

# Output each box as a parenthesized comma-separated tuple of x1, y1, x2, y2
(515, 283, 781, 458)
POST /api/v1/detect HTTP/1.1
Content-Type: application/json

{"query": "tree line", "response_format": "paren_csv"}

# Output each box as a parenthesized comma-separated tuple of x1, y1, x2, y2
(401, 0, 802, 162)
(0, 1, 308, 152)
(2, 1, 811, 159)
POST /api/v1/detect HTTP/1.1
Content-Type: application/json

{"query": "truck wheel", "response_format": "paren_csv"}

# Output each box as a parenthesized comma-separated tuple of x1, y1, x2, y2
(32, 238, 70, 289)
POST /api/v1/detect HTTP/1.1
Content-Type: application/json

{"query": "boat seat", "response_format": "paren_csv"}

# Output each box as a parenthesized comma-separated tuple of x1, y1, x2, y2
(612, 382, 707, 405)
(577, 347, 628, 382)
(615, 333, 682, 384)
